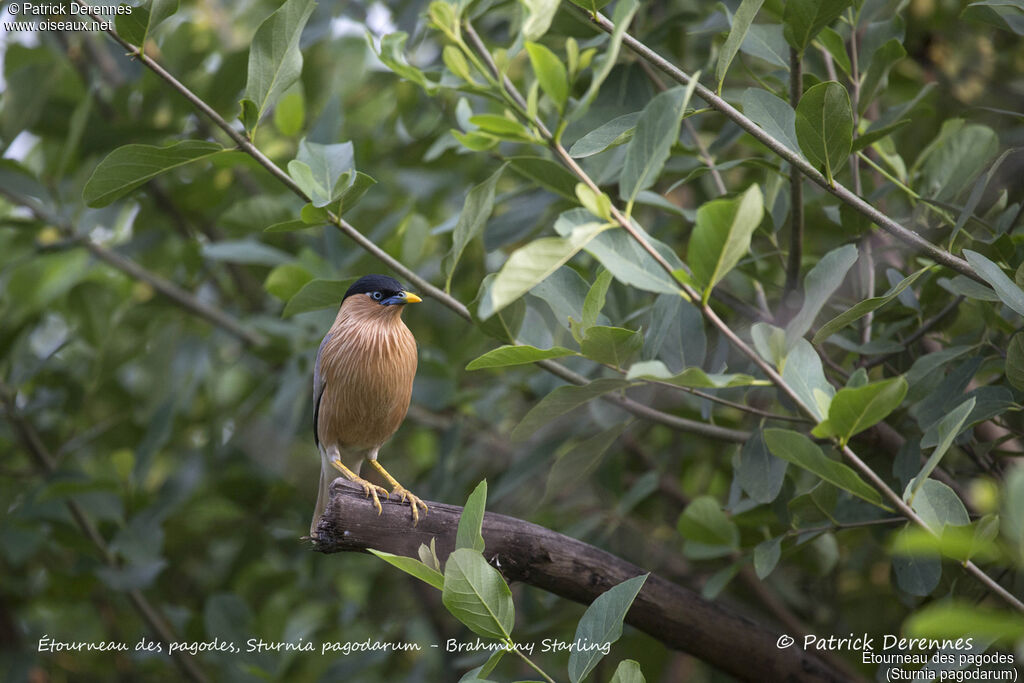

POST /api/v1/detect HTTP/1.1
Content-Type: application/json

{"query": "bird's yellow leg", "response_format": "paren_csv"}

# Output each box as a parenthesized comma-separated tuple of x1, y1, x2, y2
(366, 460, 428, 525)
(329, 457, 388, 515)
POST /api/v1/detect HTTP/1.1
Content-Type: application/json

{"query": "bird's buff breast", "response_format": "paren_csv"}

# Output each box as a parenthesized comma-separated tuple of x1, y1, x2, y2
(317, 313, 417, 450)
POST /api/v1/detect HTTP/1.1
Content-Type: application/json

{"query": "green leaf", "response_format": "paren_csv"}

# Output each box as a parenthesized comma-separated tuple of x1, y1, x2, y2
(521, 0, 560, 42)
(764, 429, 885, 507)
(824, 377, 908, 444)
(859, 39, 905, 115)
(919, 122, 999, 201)
(783, 0, 850, 52)
(443, 45, 475, 84)
(794, 81, 853, 184)
(546, 424, 626, 500)
(781, 340, 834, 421)
(908, 479, 969, 532)
(626, 360, 763, 388)
(851, 119, 911, 153)
(489, 223, 610, 316)
(677, 497, 739, 548)
(892, 555, 941, 596)
(716, 0, 765, 92)
(287, 139, 355, 208)
(1003, 465, 1024, 550)
(962, 1, 1024, 36)
(444, 164, 506, 291)
(468, 115, 531, 141)
(202, 240, 290, 266)
(784, 244, 858, 349)
(426, 1, 459, 42)
(264, 263, 313, 301)
(751, 322, 787, 368)
(609, 659, 646, 683)
(1006, 334, 1024, 390)
(963, 249, 1024, 317)
(737, 430, 788, 504)
(816, 27, 850, 76)
(575, 219, 683, 295)
(466, 345, 576, 370)
(301, 203, 329, 224)
(567, 574, 648, 683)
(116, 0, 179, 47)
(459, 649, 506, 682)
(373, 32, 440, 95)
(740, 88, 802, 155)
(242, 0, 316, 132)
(337, 171, 376, 215)
(83, 141, 225, 207)
(580, 326, 642, 367)
(526, 42, 568, 113)
(568, 112, 640, 158)
(740, 24, 790, 70)
(950, 149, 1012, 245)
(282, 278, 358, 317)
(687, 184, 764, 302)
(567, 0, 614, 10)
(620, 81, 698, 206)
(812, 268, 929, 344)
(575, 183, 612, 221)
(508, 156, 579, 200)
(904, 601, 1024, 646)
(274, 89, 305, 136)
(511, 378, 631, 441)
(573, 0, 640, 118)
(579, 269, 614, 335)
(753, 537, 783, 579)
(441, 548, 515, 641)
(908, 398, 975, 500)
(456, 481, 487, 553)
(368, 550, 444, 590)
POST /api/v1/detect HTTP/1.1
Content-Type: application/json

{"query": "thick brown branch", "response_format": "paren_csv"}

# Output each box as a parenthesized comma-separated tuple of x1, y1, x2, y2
(314, 480, 858, 683)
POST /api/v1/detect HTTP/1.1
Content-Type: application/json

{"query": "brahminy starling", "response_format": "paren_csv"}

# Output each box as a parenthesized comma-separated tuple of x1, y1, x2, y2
(311, 274, 426, 534)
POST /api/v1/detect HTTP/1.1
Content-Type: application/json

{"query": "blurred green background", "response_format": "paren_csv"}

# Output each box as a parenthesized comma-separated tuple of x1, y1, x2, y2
(1, 0, 1023, 681)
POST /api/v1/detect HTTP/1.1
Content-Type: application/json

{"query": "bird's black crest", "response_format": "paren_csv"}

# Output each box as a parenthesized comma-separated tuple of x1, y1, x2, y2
(343, 274, 405, 301)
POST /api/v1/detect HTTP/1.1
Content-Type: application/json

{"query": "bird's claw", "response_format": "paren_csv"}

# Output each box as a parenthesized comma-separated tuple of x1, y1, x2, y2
(356, 480, 389, 515)
(391, 486, 428, 525)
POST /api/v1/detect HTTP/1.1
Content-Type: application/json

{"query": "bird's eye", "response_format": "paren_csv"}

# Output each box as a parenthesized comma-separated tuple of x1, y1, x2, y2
(371, 291, 383, 300)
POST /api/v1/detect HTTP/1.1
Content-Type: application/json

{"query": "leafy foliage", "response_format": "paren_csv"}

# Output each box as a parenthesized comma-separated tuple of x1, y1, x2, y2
(2, 0, 1024, 680)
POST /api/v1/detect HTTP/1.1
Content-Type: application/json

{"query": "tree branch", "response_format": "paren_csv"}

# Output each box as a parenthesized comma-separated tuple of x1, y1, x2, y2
(784, 47, 804, 303)
(313, 480, 857, 683)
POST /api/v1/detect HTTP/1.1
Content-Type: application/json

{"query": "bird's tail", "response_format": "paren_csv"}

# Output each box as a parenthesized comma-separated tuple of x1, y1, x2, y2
(311, 456, 332, 537)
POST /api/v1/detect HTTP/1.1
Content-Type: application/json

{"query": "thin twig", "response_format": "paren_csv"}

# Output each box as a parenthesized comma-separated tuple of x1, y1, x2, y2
(783, 48, 804, 303)
(848, 19, 874, 346)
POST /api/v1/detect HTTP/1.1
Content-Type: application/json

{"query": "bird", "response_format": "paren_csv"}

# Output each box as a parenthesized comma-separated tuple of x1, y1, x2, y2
(310, 274, 427, 536)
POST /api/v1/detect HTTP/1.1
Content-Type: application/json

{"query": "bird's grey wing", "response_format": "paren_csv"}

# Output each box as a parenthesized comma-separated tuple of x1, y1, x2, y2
(312, 332, 333, 447)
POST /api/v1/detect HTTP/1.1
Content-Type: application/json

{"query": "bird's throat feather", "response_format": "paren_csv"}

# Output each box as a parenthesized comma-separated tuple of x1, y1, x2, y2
(316, 296, 417, 450)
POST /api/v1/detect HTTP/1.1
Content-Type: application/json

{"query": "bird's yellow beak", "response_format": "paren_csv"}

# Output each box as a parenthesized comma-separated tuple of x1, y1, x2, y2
(403, 291, 423, 304)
